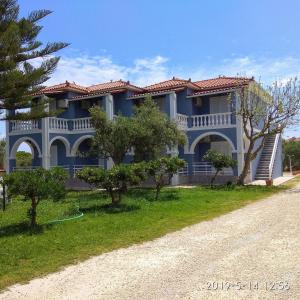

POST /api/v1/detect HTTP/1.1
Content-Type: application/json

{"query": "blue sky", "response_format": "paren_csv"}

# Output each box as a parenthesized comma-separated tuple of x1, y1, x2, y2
(2, 0, 300, 139)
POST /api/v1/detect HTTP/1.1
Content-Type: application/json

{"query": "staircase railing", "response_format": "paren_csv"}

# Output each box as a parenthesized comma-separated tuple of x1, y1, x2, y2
(268, 133, 280, 179)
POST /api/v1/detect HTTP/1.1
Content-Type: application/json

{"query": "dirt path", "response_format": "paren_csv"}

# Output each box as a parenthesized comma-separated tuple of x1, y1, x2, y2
(1, 184, 300, 300)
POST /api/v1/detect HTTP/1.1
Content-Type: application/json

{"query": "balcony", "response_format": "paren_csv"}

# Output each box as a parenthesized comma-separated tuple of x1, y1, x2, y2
(10, 120, 40, 133)
(9, 112, 234, 134)
(49, 117, 93, 132)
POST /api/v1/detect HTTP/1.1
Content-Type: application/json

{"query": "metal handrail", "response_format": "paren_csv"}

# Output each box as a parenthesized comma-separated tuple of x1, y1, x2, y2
(268, 133, 280, 179)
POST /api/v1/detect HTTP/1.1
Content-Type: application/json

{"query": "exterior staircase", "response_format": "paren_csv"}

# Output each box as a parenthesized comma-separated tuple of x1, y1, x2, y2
(255, 135, 277, 180)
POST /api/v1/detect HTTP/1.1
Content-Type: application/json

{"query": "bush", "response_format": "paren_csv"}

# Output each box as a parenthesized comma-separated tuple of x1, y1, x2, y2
(4, 167, 68, 227)
(146, 157, 185, 200)
(203, 150, 236, 185)
(76, 163, 147, 205)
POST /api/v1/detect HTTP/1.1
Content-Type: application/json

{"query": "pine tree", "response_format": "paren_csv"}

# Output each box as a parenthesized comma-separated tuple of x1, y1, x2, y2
(0, 0, 69, 120)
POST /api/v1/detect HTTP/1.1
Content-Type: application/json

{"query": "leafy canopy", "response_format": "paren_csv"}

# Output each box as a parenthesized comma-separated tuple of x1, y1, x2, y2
(146, 157, 185, 200)
(4, 167, 68, 226)
(76, 163, 147, 205)
(89, 106, 137, 165)
(16, 150, 32, 167)
(133, 97, 186, 161)
(203, 149, 236, 185)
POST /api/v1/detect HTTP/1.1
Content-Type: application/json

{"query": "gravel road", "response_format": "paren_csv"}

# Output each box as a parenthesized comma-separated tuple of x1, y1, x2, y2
(1, 184, 300, 300)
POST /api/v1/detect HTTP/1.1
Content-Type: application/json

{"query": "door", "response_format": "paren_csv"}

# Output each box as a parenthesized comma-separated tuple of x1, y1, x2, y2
(50, 145, 58, 166)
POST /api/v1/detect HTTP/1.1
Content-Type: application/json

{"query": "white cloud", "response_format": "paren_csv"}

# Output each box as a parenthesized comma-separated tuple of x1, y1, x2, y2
(46, 54, 170, 87)
(189, 56, 300, 85)
(46, 53, 300, 88)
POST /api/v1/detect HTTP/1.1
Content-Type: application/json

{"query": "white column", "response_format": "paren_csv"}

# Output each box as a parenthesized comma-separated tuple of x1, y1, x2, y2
(5, 113, 10, 173)
(104, 94, 114, 169)
(42, 103, 50, 169)
(168, 92, 179, 185)
(235, 92, 244, 176)
(104, 94, 114, 121)
(169, 92, 177, 120)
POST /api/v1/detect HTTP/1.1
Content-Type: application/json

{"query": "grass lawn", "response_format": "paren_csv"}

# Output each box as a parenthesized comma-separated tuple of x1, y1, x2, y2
(0, 181, 294, 290)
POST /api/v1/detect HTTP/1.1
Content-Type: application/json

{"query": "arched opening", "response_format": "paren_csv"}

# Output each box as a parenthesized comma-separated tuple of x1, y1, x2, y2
(191, 132, 236, 175)
(72, 136, 100, 166)
(10, 137, 42, 170)
(49, 137, 71, 167)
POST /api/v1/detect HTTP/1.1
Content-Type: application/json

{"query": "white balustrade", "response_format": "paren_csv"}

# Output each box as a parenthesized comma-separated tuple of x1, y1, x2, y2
(176, 113, 188, 130)
(191, 112, 232, 128)
(49, 117, 69, 131)
(72, 117, 93, 131)
(10, 120, 39, 132)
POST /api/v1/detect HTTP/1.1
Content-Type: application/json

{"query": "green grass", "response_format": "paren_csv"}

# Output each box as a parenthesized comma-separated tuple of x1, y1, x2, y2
(0, 181, 295, 290)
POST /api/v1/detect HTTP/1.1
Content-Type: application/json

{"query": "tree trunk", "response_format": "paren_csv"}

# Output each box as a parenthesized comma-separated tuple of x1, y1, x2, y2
(155, 185, 161, 201)
(30, 197, 38, 227)
(211, 170, 220, 186)
(237, 142, 254, 185)
(110, 190, 121, 206)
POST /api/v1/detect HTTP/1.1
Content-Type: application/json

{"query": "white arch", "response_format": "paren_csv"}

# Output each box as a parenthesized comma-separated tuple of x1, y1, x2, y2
(10, 136, 42, 159)
(71, 135, 94, 157)
(49, 136, 71, 157)
(189, 131, 236, 154)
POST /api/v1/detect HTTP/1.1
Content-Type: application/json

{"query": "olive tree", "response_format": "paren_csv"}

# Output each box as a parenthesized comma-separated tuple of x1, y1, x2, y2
(4, 167, 68, 227)
(89, 106, 137, 165)
(146, 157, 185, 200)
(76, 163, 147, 205)
(235, 78, 300, 185)
(203, 150, 236, 185)
(133, 97, 186, 161)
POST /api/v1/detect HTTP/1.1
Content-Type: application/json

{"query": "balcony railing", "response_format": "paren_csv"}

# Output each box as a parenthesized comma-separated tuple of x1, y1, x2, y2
(48, 117, 93, 132)
(176, 113, 188, 130)
(9, 112, 234, 134)
(191, 112, 232, 129)
(10, 120, 39, 132)
(192, 162, 233, 175)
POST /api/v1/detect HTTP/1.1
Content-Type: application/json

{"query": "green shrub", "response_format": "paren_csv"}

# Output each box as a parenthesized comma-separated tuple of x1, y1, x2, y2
(146, 157, 185, 200)
(4, 167, 68, 227)
(76, 163, 147, 205)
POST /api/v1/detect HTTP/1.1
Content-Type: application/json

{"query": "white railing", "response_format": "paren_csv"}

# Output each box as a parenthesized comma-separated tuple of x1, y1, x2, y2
(72, 117, 93, 131)
(178, 163, 188, 175)
(176, 113, 188, 130)
(268, 133, 280, 179)
(191, 112, 232, 128)
(192, 162, 233, 175)
(49, 117, 69, 131)
(13, 166, 39, 171)
(10, 120, 39, 132)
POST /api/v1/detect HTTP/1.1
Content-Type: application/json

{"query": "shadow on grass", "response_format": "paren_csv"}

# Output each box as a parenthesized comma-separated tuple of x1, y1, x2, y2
(0, 222, 52, 238)
(128, 188, 180, 202)
(80, 203, 140, 214)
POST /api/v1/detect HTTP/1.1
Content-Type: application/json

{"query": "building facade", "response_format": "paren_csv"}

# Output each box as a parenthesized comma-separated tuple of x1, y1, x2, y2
(5, 76, 283, 184)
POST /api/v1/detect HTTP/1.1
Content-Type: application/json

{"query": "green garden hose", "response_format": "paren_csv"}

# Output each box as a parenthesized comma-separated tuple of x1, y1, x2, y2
(45, 204, 84, 225)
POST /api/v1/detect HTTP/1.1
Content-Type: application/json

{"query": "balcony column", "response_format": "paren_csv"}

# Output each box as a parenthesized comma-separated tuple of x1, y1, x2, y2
(104, 94, 114, 169)
(5, 110, 12, 173)
(166, 92, 179, 185)
(234, 92, 244, 176)
(42, 101, 50, 169)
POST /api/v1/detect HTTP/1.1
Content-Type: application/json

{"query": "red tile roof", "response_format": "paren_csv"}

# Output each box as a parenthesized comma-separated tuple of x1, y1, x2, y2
(194, 76, 253, 91)
(39, 76, 255, 98)
(41, 81, 88, 93)
(87, 80, 143, 93)
(143, 77, 200, 92)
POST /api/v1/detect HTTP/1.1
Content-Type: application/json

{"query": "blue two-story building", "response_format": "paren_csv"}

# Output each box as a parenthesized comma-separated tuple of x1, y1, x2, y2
(5, 76, 283, 184)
